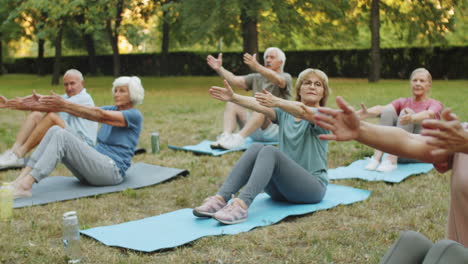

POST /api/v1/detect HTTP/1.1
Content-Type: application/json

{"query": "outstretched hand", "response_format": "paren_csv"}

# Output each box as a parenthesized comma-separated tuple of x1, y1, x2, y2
(399, 109, 414, 125)
(315, 96, 361, 141)
(421, 108, 468, 156)
(0, 95, 7, 108)
(209, 80, 235, 102)
(38, 91, 66, 112)
(255, 88, 278, 108)
(243, 53, 261, 72)
(356, 103, 369, 119)
(207, 53, 223, 71)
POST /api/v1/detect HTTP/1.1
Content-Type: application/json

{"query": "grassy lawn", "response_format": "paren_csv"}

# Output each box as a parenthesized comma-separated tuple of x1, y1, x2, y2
(0, 74, 467, 263)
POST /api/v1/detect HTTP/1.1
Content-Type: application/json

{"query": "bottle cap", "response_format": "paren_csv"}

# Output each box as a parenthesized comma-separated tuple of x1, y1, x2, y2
(63, 211, 77, 219)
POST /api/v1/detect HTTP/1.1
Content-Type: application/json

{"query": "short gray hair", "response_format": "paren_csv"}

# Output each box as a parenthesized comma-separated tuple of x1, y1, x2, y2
(64, 69, 84, 81)
(112, 76, 145, 105)
(264, 47, 286, 72)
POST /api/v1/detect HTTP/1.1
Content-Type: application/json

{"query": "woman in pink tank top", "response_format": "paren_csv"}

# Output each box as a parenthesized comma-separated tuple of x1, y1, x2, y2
(357, 68, 443, 173)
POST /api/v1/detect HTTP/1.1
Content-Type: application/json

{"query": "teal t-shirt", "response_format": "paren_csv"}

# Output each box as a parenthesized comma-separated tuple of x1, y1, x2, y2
(95, 106, 143, 176)
(274, 107, 329, 186)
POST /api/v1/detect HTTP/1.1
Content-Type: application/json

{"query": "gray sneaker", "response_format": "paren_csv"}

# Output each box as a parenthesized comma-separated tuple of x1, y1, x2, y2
(213, 198, 248, 225)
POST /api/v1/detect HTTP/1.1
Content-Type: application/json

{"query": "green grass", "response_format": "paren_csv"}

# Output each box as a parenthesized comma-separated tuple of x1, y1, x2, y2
(0, 74, 467, 263)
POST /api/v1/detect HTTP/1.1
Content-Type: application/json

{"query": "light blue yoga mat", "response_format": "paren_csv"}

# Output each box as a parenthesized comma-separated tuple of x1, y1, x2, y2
(14, 162, 188, 208)
(328, 159, 433, 183)
(81, 184, 370, 252)
(168, 137, 278, 156)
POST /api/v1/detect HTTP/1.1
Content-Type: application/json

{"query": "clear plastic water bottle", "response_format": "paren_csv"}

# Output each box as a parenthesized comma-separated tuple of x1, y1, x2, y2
(62, 211, 81, 263)
(0, 182, 13, 222)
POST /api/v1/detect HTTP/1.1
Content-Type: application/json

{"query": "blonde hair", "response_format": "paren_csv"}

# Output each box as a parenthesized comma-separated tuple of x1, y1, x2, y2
(112, 76, 144, 105)
(295, 69, 331, 106)
(410, 68, 432, 83)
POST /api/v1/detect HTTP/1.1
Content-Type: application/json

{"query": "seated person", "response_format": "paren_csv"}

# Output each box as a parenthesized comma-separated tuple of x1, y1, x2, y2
(6, 76, 144, 198)
(206, 47, 293, 149)
(315, 96, 468, 247)
(357, 68, 443, 172)
(0, 69, 97, 168)
(193, 69, 330, 225)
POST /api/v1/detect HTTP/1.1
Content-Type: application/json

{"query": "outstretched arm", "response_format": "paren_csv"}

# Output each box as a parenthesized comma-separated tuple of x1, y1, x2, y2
(399, 109, 436, 125)
(356, 103, 389, 119)
(210, 80, 276, 121)
(39, 92, 128, 127)
(207, 53, 248, 90)
(243, 53, 286, 88)
(315, 96, 450, 164)
(2, 92, 53, 112)
(255, 88, 315, 122)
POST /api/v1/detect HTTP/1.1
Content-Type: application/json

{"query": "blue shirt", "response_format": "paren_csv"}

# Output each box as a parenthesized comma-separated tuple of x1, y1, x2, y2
(59, 88, 98, 146)
(95, 106, 143, 176)
(274, 107, 330, 186)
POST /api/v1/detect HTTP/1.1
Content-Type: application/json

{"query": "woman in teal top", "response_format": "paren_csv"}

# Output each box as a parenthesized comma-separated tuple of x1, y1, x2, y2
(194, 69, 331, 225)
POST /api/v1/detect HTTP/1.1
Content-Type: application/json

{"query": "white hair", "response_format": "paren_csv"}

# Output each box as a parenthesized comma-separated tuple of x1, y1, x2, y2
(410, 68, 432, 83)
(64, 69, 84, 81)
(112, 76, 144, 105)
(264, 47, 286, 72)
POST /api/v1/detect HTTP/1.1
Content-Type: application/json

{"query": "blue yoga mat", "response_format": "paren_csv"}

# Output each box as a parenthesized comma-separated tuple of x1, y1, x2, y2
(14, 162, 188, 208)
(328, 159, 433, 183)
(81, 184, 370, 252)
(168, 137, 278, 156)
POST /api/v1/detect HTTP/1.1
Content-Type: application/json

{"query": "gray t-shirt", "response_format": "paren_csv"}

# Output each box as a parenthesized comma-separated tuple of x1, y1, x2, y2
(274, 107, 330, 186)
(244, 72, 292, 100)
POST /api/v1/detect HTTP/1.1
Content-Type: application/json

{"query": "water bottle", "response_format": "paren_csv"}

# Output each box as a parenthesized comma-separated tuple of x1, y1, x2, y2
(62, 211, 81, 263)
(0, 182, 13, 222)
(151, 132, 160, 153)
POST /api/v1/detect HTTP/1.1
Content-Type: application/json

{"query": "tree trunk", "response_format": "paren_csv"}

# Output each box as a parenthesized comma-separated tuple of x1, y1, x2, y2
(37, 39, 45, 76)
(0, 40, 3, 75)
(106, 20, 120, 77)
(51, 26, 63, 85)
(240, 8, 258, 55)
(160, 9, 170, 76)
(84, 34, 97, 75)
(369, 0, 381, 82)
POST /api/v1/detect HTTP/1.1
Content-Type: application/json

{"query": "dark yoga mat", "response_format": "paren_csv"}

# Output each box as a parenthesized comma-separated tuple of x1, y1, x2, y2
(14, 162, 189, 208)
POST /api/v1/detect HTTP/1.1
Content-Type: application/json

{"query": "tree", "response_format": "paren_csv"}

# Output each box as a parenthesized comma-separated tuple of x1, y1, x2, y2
(369, 0, 381, 82)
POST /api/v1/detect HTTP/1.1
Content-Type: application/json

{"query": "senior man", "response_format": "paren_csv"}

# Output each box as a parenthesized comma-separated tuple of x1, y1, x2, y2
(0, 69, 98, 168)
(207, 47, 293, 149)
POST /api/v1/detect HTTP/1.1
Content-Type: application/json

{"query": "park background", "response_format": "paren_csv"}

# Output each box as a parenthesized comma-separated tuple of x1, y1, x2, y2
(0, 0, 467, 263)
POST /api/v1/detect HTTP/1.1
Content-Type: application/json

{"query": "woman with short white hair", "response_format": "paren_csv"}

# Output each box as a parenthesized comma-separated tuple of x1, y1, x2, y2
(8, 76, 144, 198)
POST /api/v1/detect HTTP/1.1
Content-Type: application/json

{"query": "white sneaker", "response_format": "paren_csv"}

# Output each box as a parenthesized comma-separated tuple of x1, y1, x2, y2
(219, 133, 245, 150)
(0, 151, 24, 168)
(0, 149, 12, 160)
(376, 159, 397, 173)
(365, 158, 380, 171)
(210, 133, 231, 149)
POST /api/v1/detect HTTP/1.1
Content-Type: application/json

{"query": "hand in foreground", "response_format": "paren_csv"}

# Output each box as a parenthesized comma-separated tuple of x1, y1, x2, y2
(209, 80, 234, 102)
(399, 109, 414, 125)
(421, 108, 468, 155)
(38, 91, 67, 111)
(315, 96, 360, 141)
(207, 53, 223, 71)
(255, 88, 279, 108)
(243, 53, 261, 71)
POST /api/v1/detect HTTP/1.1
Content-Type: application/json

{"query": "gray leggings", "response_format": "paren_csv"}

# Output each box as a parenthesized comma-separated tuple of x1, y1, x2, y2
(379, 230, 468, 264)
(217, 143, 326, 206)
(380, 107, 422, 163)
(28, 125, 123, 186)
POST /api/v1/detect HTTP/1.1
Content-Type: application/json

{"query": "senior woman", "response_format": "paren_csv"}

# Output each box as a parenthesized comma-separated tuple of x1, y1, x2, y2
(358, 68, 443, 172)
(193, 69, 330, 225)
(8, 76, 144, 198)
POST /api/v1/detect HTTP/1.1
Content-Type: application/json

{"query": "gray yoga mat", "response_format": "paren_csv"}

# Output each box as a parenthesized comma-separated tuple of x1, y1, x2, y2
(13, 162, 189, 208)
